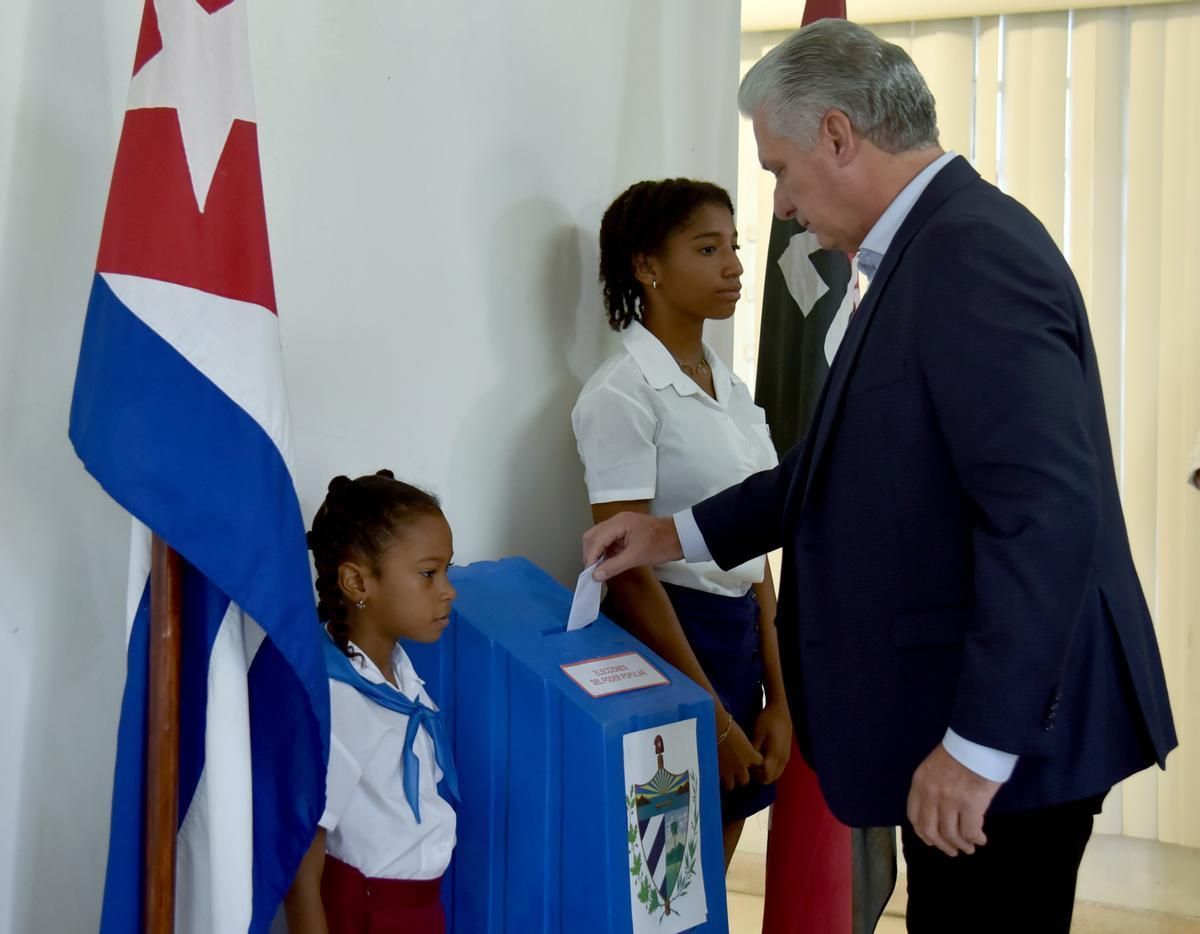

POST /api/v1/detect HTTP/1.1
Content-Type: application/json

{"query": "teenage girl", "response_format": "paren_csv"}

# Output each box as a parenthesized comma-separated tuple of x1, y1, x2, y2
(285, 470, 458, 934)
(572, 179, 792, 868)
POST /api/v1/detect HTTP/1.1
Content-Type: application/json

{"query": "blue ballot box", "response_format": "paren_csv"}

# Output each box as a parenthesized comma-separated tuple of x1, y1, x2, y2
(406, 556, 730, 934)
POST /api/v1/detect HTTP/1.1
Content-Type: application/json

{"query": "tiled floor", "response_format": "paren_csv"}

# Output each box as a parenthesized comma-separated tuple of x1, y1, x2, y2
(726, 888, 1200, 933)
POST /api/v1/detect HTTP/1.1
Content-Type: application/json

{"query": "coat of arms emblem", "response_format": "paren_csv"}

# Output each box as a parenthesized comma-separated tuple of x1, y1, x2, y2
(626, 733, 700, 919)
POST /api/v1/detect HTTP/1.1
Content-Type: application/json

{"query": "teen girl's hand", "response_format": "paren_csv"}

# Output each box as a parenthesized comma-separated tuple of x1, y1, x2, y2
(752, 700, 792, 784)
(717, 710, 764, 791)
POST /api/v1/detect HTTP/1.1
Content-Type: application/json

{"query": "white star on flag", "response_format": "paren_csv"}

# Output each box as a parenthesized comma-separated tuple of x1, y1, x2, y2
(126, 0, 256, 212)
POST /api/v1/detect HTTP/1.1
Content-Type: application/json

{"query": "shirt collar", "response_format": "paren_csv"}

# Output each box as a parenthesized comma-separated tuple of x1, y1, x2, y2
(857, 150, 957, 279)
(621, 319, 732, 403)
(344, 638, 425, 695)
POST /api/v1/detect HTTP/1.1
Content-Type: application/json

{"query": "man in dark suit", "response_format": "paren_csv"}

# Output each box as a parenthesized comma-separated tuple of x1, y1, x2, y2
(584, 19, 1176, 932)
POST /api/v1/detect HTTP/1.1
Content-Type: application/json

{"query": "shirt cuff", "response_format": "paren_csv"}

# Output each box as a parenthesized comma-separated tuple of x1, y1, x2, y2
(673, 509, 713, 563)
(942, 728, 1018, 783)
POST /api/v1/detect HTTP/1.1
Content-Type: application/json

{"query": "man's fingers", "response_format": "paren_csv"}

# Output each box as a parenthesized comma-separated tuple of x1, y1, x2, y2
(918, 811, 954, 856)
(593, 550, 634, 581)
(582, 521, 622, 567)
(585, 514, 683, 578)
(960, 805, 988, 848)
(907, 784, 955, 857)
(919, 803, 957, 857)
(908, 745, 1000, 858)
(930, 831, 959, 857)
(938, 808, 974, 856)
(911, 789, 976, 856)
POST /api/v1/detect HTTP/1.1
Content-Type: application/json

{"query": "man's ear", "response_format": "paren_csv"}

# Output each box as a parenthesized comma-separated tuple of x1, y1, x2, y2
(821, 109, 860, 166)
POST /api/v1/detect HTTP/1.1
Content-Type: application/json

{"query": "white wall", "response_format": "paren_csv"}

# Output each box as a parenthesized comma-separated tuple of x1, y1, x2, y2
(0, 1, 740, 931)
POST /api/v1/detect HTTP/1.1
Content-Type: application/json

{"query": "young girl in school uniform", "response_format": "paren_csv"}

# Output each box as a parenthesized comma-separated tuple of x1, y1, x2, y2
(572, 179, 792, 869)
(285, 470, 458, 934)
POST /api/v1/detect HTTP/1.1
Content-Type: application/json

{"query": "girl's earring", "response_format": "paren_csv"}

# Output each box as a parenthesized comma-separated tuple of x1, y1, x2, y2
(354, 598, 367, 610)
(652, 279, 658, 290)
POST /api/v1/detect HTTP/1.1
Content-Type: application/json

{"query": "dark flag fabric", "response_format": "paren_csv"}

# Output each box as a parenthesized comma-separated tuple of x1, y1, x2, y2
(754, 221, 856, 453)
(754, 3, 899, 934)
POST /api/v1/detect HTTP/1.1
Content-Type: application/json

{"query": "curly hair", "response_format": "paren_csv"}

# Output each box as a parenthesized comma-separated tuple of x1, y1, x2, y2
(306, 470, 443, 657)
(598, 178, 735, 331)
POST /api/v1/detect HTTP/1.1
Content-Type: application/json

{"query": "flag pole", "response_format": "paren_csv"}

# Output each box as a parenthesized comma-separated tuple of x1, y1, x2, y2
(145, 535, 182, 932)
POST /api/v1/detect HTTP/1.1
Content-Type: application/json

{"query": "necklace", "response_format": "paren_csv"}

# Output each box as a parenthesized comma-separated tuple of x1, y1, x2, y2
(674, 355, 710, 379)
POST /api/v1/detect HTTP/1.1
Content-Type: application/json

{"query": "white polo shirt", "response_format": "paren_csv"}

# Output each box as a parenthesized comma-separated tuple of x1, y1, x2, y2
(572, 319, 779, 597)
(319, 640, 456, 880)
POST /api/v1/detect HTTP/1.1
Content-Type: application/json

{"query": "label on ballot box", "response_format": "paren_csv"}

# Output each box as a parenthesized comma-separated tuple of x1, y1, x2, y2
(561, 652, 669, 698)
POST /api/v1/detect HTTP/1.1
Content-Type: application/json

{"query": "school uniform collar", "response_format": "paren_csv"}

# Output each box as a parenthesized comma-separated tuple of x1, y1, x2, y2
(621, 319, 732, 404)
(344, 637, 425, 697)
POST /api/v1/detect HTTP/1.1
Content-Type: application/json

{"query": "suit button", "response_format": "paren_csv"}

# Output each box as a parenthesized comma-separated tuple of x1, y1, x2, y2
(1042, 718, 1055, 731)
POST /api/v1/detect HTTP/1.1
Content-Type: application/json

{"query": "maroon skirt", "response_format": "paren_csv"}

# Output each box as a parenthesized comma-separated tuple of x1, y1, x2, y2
(320, 854, 445, 934)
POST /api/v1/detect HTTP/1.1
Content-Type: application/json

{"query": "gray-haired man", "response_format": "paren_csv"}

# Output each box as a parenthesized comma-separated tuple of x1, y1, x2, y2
(585, 19, 1176, 933)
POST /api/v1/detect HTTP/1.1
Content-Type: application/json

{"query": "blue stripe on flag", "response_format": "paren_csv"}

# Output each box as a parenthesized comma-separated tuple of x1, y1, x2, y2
(97, 582, 151, 933)
(73, 274, 329, 933)
(247, 638, 328, 929)
(98, 568, 231, 934)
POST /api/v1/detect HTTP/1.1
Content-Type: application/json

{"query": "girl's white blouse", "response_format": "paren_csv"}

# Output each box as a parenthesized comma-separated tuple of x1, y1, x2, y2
(319, 640, 455, 880)
(572, 320, 779, 597)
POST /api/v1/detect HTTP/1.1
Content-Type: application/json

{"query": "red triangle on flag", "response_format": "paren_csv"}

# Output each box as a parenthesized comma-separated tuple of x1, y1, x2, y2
(96, 108, 277, 314)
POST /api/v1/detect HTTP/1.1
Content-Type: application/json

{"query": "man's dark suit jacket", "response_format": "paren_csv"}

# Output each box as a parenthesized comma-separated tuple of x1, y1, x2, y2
(694, 156, 1177, 828)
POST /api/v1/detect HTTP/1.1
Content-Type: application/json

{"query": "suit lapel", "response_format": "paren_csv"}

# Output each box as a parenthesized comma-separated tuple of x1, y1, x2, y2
(798, 156, 980, 511)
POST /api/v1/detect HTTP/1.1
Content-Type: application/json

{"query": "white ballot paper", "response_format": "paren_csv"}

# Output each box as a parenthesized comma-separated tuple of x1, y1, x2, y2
(567, 558, 604, 631)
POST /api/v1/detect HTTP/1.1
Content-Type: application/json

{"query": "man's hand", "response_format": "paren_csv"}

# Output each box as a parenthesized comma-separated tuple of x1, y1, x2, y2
(583, 512, 683, 580)
(752, 700, 792, 785)
(906, 743, 1001, 857)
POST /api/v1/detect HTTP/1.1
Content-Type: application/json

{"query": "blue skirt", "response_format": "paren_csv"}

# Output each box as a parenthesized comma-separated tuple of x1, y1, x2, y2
(608, 581, 777, 824)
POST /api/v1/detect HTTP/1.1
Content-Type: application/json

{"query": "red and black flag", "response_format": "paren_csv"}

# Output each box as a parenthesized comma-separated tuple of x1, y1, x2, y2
(755, 3, 898, 934)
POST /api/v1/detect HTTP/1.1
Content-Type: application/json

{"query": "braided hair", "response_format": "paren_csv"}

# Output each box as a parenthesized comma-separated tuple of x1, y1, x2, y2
(598, 178, 735, 331)
(306, 470, 443, 657)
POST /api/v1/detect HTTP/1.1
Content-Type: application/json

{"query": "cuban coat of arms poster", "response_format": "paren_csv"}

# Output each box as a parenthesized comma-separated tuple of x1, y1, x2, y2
(622, 719, 707, 932)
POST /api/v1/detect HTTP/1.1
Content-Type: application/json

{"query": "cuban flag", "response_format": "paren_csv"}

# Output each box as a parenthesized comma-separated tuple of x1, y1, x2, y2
(68, 2, 329, 931)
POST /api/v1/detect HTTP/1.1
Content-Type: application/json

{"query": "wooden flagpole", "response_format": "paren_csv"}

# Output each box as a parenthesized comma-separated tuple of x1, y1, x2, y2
(145, 534, 183, 933)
